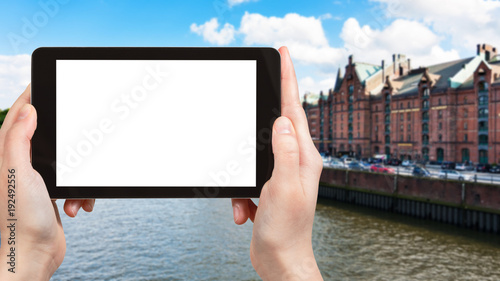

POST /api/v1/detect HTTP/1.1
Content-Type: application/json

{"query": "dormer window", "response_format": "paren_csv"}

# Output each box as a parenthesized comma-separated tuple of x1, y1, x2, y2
(478, 81, 488, 91)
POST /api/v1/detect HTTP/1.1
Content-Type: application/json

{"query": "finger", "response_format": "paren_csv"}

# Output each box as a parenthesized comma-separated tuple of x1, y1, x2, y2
(231, 198, 250, 225)
(247, 199, 257, 223)
(0, 84, 31, 146)
(278, 47, 323, 183)
(63, 200, 84, 217)
(270, 116, 300, 188)
(82, 199, 95, 212)
(3, 104, 37, 170)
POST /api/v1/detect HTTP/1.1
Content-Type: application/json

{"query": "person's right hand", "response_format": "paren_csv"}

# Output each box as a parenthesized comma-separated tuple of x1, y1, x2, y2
(231, 47, 324, 280)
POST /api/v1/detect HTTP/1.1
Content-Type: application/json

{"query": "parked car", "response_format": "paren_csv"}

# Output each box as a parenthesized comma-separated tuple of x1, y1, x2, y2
(476, 163, 491, 173)
(359, 162, 372, 171)
(402, 160, 415, 168)
(441, 161, 456, 170)
(348, 162, 364, 171)
(386, 159, 402, 166)
(489, 166, 500, 174)
(330, 159, 345, 169)
(412, 166, 431, 177)
(438, 170, 472, 181)
(343, 157, 354, 166)
(455, 163, 474, 171)
(370, 164, 395, 174)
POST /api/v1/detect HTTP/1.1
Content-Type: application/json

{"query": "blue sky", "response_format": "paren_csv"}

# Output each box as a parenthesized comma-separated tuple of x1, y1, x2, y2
(1, 0, 500, 109)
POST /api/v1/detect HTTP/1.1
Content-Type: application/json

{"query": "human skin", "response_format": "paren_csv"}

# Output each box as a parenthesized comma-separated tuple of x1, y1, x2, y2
(0, 46, 322, 280)
(0, 85, 95, 281)
(231, 47, 324, 280)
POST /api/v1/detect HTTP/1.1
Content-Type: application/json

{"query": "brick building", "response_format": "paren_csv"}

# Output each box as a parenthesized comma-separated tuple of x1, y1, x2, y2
(304, 43, 500, 164)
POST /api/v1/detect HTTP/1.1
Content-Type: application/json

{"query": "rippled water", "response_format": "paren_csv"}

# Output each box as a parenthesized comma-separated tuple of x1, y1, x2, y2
(52, 198, 500, 280)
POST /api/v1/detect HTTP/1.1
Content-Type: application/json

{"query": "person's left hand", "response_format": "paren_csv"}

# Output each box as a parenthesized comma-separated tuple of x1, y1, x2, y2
(0, 85, 95, 281)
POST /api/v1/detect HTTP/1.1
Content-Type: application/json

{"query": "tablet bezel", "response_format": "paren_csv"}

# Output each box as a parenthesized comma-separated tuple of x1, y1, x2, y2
(31, 47, 280, 198)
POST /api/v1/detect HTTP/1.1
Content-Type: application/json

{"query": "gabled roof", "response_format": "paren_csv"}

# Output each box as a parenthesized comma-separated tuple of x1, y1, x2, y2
(393, 57, 475, 96)
(354, 62, 381, 83)
(333, 68, 343, 92)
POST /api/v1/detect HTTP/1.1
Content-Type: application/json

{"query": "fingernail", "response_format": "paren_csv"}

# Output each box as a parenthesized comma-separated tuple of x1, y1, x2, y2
(18, 104, 31, 120)
(233, 204, 240, 223)
(275, 117, 292, 134)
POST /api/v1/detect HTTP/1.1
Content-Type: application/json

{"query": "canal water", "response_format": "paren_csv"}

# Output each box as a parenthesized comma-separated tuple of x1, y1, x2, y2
(52, 198, 500, 280)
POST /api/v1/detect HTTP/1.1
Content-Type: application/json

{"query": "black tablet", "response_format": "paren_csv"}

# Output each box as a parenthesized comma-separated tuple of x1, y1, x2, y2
(31, 47, 280, 198)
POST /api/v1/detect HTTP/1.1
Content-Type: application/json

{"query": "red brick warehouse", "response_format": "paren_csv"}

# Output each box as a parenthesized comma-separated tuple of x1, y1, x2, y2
(303, 43, 500, 164)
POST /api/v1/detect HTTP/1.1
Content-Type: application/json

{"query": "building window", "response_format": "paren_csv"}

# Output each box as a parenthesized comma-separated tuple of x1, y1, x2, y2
(422, 100, 429, 108)
(375, 106, 378, 111)
(400, 135, 404, 141)
(408, 124, 411, 131)
(357, 132, 360, 138)
(408, 135, 411, 141)
(438, 98, 442, 105)
(422, 123, 429, 132)
(407, 112, 411, 121)
(479, 95, 488, 106)
(479, 135, 488, 145)
(341, 124, 343, 130)
(479, 108, 489, 118)
(422, 134, 429, 144)
(349, 85, 354, 94)
(400, 114, 404, 121)
(400, 124, 404, 131)
(357, 112, 360, 119)
(423, 87, 429, 96)
(400, 102, 403, 109)
(464, 122, 468, 129)
(464, 109, 468, 118)
(375, 115, 379, 122)
(464, 134, 468, 142)
(407, 102, 411, 108)
(438, 123, 442, 130)
(375, 125, 378, 132)
(385, 114, 390, 122)
(334, 124, 336, 130)
(385, 124, 390, 132)
(375, 134, 378, 141)
(357, 122, 360, 129)
(438, 110, 442, 119)
(464, 96, 467, 104)
(385, 135, 390, 143)
(438, 134, 442, 142)
(341, 114, 344, 121)
(478, 81, 488, 92)
(422, 111, 429, 120)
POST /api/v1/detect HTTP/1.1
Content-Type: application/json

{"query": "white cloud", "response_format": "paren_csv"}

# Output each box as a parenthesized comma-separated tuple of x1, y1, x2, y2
(190, 18, 236, 45)
(340, 17, 460, 67)
(319, 13, 333, 20)
(228, 0, 257, 7)
(239, 12, 346, 70)
(372, 0, 500, 53)
(299, 76, 335, 98)
(0, 54, 30, 109)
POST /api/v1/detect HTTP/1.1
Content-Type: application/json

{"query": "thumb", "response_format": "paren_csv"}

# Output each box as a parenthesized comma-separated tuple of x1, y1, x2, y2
(3, 104, 37, 168)
(270, 116, 300, 187)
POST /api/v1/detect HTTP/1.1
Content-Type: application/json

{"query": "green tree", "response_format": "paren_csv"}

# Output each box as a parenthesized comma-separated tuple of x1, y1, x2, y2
(0, 108, 10, 128)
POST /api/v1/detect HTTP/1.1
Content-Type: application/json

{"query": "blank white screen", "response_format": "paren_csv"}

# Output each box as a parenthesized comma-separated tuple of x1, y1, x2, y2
(56, 60, 256, 187)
